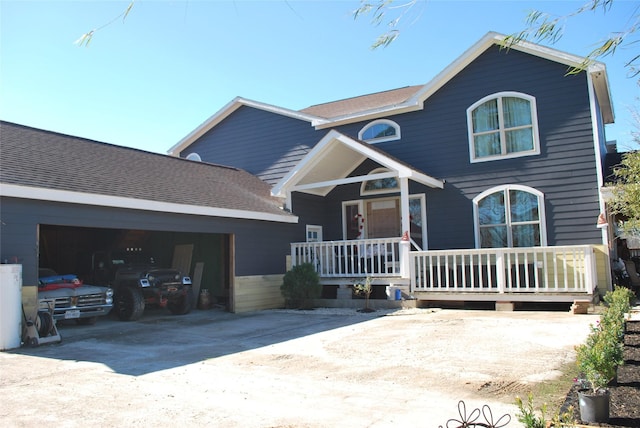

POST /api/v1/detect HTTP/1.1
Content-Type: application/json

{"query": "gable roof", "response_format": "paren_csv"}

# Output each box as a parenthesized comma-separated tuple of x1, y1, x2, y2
(169, 31, 613, 155)
(299, 85, 423, 119)
(306, 31, 613, 128)
(271, 130, 443, 201)
(0, 121, 296, 223)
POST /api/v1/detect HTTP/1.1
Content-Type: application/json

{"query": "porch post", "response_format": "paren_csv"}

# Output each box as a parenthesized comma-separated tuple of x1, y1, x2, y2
(400, 177, 411, 278)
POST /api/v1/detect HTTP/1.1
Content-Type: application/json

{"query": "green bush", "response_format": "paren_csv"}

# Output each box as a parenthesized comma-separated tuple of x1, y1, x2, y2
(575, 286, 633, 393)
(280, 263, 321, 309)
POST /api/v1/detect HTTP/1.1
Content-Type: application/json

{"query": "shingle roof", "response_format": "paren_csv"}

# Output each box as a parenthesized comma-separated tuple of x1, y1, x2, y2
(0, 121, 293, 220)
(299, 85, 423, 119)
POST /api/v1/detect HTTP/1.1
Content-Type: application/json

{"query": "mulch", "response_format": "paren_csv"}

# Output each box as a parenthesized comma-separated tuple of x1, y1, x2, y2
(560, 320, 640, 427)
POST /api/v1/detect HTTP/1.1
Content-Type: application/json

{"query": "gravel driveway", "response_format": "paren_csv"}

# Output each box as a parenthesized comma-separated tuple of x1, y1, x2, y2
(0, 307, 598, 427)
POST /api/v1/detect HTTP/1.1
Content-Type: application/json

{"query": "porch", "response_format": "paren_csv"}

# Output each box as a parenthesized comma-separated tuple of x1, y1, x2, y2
(291, 239, 599, 305)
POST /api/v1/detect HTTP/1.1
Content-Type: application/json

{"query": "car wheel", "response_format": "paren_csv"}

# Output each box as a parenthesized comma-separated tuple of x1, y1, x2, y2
(115, 287, 145, 321)
(75, 316, 98, 325)
(168, 288, 194, 315)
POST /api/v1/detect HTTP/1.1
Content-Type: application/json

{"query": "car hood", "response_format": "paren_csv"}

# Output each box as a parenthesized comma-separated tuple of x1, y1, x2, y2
(39, 285, 110, 298)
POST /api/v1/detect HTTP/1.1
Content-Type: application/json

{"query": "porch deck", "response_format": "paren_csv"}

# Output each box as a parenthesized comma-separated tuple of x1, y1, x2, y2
(291, 240, 598, 304)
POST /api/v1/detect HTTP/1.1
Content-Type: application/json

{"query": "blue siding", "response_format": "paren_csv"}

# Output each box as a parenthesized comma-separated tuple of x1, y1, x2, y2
(181, 45, 604, 252)
(332, 47, 601, 248)
(0, 197, 298, 285)
(181, 106, 319, 184)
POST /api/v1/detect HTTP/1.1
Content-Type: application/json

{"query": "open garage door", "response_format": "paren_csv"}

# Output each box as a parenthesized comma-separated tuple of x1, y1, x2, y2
(39, 225, 231, 308)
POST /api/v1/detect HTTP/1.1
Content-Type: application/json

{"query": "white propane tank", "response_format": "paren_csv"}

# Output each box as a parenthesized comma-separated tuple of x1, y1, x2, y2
(0, 264, 22, 350)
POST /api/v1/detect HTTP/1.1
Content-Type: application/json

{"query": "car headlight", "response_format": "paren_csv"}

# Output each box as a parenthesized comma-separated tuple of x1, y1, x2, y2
(106, 288, 114, 298)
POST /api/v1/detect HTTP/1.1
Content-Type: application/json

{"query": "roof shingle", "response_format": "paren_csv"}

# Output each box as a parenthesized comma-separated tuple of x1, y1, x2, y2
(0, 121, 292, 219)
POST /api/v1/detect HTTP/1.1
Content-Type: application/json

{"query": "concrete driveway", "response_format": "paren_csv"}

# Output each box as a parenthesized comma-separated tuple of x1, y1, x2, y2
(0, 306, 598, 427)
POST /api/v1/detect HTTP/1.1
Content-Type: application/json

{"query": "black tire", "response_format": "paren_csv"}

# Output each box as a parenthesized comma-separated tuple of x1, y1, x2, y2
(36, 311, 54, 337)
(75, 316, 98, 326)
(114, 287, 145, 321)
(168, 288, 194, 315)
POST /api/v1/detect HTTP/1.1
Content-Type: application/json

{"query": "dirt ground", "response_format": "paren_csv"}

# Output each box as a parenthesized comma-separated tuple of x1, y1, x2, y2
(0, 307, 601, 427)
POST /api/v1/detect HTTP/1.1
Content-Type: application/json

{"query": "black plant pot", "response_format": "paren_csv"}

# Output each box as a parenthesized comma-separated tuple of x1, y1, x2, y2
(578, 390, 610, 423)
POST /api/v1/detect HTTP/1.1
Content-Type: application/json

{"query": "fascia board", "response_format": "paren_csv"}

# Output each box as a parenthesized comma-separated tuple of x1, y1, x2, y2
(272, 130, 344, 197)
(1, 183, 298, 224)
(168, 97, 321, 156)
(312, 32, 612, 128)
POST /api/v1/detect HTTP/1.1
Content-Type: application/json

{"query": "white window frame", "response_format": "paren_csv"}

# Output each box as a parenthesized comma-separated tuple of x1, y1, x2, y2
(306, 225, 323, 242)
(341, 195, 427, 247)
(358, 119, 401, 144)
(360, 168, 399, 196)
(472, 184, 547, 248)
(342, 200, 365, 239)
(467, 92, 540, 163)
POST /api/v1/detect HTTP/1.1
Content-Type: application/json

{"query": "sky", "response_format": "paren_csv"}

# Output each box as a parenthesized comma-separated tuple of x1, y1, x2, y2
(1, 0, 638, 155)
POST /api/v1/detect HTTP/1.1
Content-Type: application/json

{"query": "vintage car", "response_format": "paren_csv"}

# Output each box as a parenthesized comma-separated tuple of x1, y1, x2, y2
(38, 268, 114, 325)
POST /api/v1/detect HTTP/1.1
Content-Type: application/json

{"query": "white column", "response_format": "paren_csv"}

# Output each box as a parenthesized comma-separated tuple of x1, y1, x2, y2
(399, 177, 411, 278)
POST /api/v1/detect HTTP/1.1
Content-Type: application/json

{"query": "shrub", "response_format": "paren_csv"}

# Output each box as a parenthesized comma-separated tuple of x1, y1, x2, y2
(280, 263, 321, 309)
(575, 286, 632, 394)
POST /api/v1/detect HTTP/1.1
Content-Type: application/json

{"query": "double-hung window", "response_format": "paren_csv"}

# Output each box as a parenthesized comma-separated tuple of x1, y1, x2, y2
(473, 185, 546, 248)
(467, 92, 540, 162)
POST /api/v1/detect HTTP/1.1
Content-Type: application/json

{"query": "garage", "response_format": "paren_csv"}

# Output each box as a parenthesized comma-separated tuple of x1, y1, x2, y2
(0, 121, 300, 329)
(39, 224, 230, 307)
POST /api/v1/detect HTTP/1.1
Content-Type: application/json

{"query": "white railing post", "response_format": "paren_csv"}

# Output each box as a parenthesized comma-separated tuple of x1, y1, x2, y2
(496, 250, 505, 293)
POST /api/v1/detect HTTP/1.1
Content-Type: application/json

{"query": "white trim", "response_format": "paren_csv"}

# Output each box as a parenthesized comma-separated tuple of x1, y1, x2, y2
(472, 184, 547, 248)
(313, 32, 612, 129)
(342, 200, 364, 239)
(467, 92, 540, 163)
(360, 168, 399, 195)
(0, 183, 298, 224)
(271, 130, 443, 198)
(306, 225, 323, 242)
(358, 119, 401, 143)
(167, 97, 323, 156)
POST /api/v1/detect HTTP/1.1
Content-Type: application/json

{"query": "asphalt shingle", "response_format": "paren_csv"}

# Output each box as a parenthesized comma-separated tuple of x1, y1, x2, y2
(0, 121, 292, 219)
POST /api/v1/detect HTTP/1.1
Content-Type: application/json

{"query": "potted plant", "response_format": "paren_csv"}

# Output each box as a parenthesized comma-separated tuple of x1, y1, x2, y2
(574, 287, 632, 423)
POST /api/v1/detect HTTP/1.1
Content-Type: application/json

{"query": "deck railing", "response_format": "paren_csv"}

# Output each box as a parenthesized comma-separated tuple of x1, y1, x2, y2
(291, 238, 402, 277)
(410, 245, 596, 294)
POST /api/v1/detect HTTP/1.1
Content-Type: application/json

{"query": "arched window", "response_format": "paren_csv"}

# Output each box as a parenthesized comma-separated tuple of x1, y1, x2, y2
(473, 185, 546, 248)
(358, 119, 400, 143)
(361, 168, 399, 195)
(467, 92, 540, 162)
(185, 153, 202, 162)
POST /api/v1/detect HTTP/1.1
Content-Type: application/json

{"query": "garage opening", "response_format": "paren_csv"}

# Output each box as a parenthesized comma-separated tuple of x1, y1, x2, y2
(39, 225, 231, 309)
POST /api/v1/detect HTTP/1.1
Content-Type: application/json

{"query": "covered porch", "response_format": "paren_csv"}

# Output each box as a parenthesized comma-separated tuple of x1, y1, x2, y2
(291, 240, 599, 305)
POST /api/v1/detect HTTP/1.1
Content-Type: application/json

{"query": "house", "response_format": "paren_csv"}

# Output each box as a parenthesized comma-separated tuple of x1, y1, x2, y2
(0, 121, 298, 314)
(168, 32, 618, 309)
(1, 32, 619, 315)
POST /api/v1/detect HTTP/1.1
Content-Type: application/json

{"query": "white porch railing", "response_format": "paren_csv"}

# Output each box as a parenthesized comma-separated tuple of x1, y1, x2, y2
(410, 245, 596, 294)
(291, 238, 402, 277)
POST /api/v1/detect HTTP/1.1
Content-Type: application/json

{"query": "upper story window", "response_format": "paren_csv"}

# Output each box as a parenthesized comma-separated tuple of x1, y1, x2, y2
(361, 168, 399, 195)
(467, 92, 540, 163)
(358, 119, 401, 143)
(473, 185, 547, 248)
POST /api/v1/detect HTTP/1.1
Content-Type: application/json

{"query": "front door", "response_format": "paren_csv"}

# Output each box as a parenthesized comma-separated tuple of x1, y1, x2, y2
(366, 199, 400, 238)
